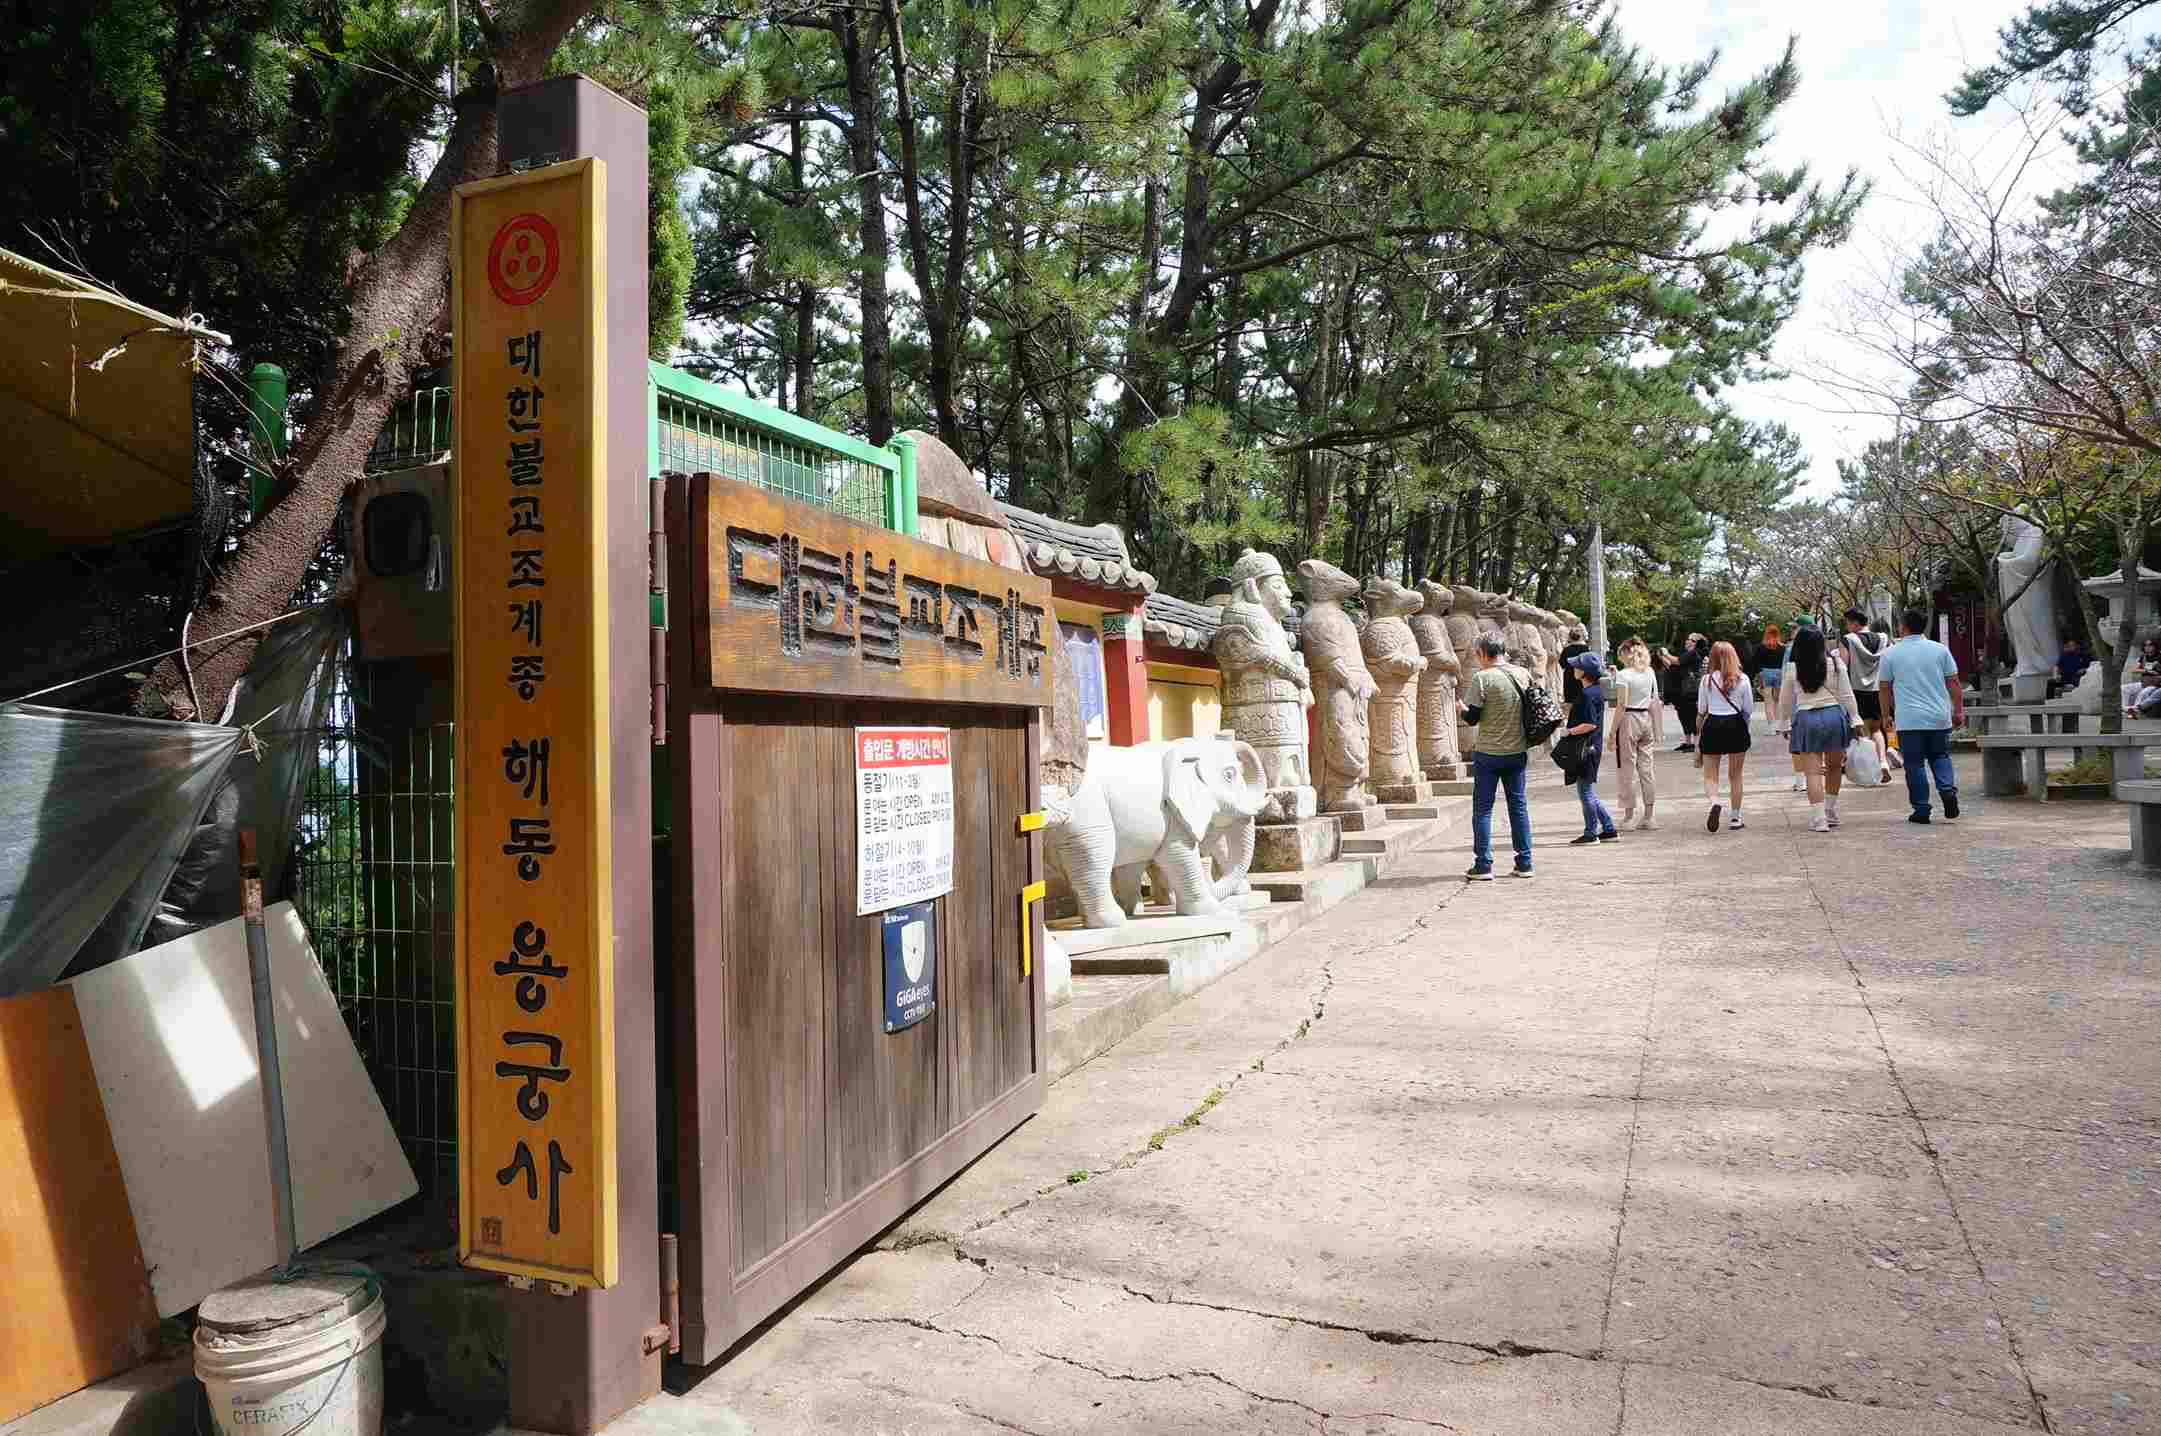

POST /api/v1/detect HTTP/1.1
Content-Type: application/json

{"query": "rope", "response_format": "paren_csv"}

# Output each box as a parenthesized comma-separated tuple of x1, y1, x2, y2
(0, 605, 325, 707)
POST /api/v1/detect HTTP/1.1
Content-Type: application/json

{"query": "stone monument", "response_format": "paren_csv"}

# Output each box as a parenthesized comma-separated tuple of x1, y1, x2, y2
(1504, 598, 1548, 679)
(1216, 549, 1341, 873)
(1411, 580, 1464, 781)
(1448, 584, 1489, 758)
(1297, 558, 1377, 815)
(1536, 608, 1567, 688)
(1473, 586, 1512, 647)
(1361, 577, 1428, 803)
(1998, 515, 2059, 703)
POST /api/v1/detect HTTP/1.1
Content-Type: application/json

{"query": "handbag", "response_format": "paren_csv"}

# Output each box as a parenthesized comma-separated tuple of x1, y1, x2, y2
(1551, 731, 1587, 773)
(1845, 735, 1882, 787)
(1507, 671, 1565, 746)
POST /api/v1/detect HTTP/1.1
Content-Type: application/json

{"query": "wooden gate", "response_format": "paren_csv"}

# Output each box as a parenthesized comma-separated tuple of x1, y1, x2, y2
(663, 474, 1049, 1363)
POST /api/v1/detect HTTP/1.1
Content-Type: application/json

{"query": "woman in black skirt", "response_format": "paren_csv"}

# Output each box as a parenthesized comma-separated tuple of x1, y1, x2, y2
(1697, 639, 1754, 832)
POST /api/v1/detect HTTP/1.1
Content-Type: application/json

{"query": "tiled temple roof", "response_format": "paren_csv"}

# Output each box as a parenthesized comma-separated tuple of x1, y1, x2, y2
(996, 502, 1157, 596)
(1142, 592, 1221, 652)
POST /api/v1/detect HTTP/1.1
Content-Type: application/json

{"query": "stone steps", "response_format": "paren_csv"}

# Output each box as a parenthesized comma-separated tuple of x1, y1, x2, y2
(1044, 798, 1469, 1079)
(1049, 972, 1179, 1077)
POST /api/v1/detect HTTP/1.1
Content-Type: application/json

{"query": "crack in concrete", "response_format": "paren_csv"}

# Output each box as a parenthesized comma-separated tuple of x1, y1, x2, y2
(820, 1366, 1054, 1435)
(1791, 812, 2057, 1434)
(1595, 829, 1672, 1363)
(809, 1311, 1459, 1431)
(880, 1236, 2036, 1433)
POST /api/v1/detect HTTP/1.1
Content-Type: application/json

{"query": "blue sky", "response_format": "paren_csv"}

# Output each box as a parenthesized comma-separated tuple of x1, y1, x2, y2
(1616, 0, 2047, 495)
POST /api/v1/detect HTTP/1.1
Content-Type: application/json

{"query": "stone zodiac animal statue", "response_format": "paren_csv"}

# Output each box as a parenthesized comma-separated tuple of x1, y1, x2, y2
(1297, 559, 1377, 812)
(1412, 580, 1464, 780)
(1446, 585, 1488, 758)
(1042, 737, 1269, 930)
(1361, 577, 1427, 795)
(1504, 598, 1549, 678)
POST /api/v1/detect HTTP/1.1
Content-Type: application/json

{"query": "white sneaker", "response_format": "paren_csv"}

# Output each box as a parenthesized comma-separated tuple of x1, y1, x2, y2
(1791, 775, 1806, 792)
(1810, 814, 1832, 833)
(1636, 813, 1656, 831)
(1729, 812, 1747, 830)
(1826, 810, 1841, 828)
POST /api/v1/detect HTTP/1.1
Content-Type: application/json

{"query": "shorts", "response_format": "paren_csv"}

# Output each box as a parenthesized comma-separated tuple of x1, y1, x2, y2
(1854, 689, 1882, 722)
(1789, 705, 1852, 754)
(1698, 712, 1752, 755)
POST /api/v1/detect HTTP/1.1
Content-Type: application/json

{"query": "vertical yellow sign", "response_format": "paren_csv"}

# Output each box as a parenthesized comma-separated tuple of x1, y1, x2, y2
(451, 158, 617, 1289)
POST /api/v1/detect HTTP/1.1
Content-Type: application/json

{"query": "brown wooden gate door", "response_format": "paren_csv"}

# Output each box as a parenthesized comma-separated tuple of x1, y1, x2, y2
(665, 475, 1048, 1363)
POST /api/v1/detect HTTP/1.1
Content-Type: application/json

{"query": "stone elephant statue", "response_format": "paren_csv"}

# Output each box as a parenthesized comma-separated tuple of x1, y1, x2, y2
(1044, 737, 1268, 930)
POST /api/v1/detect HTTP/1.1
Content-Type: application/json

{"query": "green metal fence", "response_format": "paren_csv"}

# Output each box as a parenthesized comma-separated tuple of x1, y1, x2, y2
(648, 362, 911, 531)
(365, 386, 452, 473)
(364, 363, 920, 540)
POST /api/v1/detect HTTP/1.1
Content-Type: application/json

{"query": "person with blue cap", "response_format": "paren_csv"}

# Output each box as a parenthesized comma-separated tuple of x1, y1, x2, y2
(1565, 651, 1619, 846)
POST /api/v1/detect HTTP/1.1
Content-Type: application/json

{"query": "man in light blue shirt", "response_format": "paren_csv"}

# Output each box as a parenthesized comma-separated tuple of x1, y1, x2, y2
(1880, 608, 1966, 824)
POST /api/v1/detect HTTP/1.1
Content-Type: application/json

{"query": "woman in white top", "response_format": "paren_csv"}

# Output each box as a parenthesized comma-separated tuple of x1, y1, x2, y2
(1609, 638, 1660, 829)
(1697, 640, 1753, 832)
(1779, 627, 1863, 832)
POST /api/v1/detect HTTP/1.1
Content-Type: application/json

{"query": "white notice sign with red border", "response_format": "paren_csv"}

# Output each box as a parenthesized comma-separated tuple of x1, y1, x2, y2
(855, 727, 956, 915)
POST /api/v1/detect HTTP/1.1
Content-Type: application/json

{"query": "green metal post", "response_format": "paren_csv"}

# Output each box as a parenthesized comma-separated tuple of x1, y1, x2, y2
(244, 362, 287, 515)
(888, 432, 919, 537)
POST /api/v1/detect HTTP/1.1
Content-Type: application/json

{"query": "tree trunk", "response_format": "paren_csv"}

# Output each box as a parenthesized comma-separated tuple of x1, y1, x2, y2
(1404, 504, 1433, 584)
(840, 5, 895, 445)
(789, 118, 817, 416)
(140, 1, 599, 718)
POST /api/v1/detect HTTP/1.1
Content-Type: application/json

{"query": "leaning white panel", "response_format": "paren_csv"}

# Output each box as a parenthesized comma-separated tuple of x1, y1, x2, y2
(66, 902, 418, 1317)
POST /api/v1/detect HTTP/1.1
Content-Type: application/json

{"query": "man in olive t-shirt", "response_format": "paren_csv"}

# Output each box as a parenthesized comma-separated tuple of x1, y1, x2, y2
(1456, 635, 1533, 879)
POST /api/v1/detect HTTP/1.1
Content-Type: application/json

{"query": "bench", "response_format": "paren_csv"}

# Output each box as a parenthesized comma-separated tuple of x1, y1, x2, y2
(1979, 731, 2154, 801)
(2119, 781, 2161, 867)
(1973, 700, 2089, 737)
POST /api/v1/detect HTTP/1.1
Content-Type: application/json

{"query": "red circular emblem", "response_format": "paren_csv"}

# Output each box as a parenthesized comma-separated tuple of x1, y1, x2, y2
(486, 213, 560, 306)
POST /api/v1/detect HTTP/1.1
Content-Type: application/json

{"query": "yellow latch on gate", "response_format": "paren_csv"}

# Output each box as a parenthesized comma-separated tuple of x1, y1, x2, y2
(1017, 811, 1046, 833)
(1018, 880, 1046, 977)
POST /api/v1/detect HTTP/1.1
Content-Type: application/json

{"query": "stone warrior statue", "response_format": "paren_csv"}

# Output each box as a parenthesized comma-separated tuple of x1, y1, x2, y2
(1361, 577, 1427, 798)
(1505, 598, 1549, 680)
(1213, 548, 1316, 821)
(1412, 581, 1464, 781)
(1296, 559, 1377, 812)
(1447, 584, 1488, 759)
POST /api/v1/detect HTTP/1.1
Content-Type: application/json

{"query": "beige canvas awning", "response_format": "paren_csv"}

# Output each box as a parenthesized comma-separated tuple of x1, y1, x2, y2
(0, 248, 228, 563)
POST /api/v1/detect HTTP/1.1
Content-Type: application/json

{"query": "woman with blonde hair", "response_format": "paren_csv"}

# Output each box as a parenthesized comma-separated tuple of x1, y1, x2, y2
(1610, 638, 1661, 829)
(1698, 640, 1753, 832)
(1780, 626, 1863, 832)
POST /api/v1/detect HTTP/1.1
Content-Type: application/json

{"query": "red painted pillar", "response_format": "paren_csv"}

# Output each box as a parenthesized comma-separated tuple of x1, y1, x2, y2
(1101, 604, 1152, 746)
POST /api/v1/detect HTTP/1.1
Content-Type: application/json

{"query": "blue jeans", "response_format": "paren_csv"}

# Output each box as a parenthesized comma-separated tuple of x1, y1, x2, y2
(1578, 777, 1616, 837)
(1471, 750, 1532, 871)
(1899, 727, 1958, 815)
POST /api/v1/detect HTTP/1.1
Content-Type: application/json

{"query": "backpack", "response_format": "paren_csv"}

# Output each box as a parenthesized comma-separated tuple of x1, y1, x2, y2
(1506, 669, 1565, 746)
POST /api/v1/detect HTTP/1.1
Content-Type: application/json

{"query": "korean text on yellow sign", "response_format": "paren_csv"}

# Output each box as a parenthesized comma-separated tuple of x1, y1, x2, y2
(450, 158, 617, 1289)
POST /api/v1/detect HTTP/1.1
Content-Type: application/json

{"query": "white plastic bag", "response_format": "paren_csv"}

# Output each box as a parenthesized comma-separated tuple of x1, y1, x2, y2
(1845, 736, 1882, 788)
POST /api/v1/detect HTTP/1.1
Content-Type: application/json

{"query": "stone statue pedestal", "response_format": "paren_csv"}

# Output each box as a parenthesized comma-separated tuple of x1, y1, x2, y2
(1421, 760, 1461, 782)
(1373, 779, 1433, 805)
(1251, 814, 1341, 873)
(1333, 806, 1389, 833)
(1258, 785, 1317, 824)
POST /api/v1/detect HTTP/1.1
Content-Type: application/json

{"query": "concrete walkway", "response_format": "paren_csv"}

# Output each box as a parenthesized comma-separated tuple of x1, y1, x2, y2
(570, 744, 2159, 1435)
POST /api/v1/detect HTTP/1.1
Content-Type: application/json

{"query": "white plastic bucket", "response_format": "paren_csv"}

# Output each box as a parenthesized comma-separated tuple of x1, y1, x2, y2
(194, 1271, 386, 1436)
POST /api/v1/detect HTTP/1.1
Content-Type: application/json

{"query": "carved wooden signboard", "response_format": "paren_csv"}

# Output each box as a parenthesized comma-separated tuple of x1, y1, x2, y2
(694, 476, 1054, 709)
(450, 157, 618, 1290)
